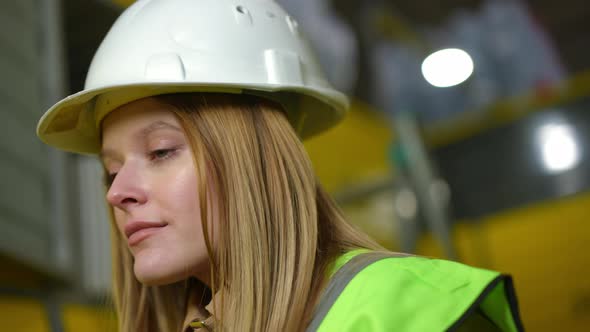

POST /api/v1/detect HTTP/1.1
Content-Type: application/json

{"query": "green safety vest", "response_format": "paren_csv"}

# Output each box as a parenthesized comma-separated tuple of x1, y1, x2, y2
(307, 249, 523, 331)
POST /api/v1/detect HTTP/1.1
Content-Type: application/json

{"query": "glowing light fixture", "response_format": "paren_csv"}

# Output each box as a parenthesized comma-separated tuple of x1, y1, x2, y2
(537, 123, 580, 173)
(421, 48, 474, 87)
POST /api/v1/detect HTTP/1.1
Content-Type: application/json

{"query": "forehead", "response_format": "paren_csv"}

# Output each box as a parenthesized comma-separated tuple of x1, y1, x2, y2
(100, 97, 183, 154)
(101, 97, 177, 133)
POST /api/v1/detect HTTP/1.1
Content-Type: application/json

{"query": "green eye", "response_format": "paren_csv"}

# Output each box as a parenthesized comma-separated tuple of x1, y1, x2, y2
(154, 149, 170, 158)
(149, 148, 177, 162)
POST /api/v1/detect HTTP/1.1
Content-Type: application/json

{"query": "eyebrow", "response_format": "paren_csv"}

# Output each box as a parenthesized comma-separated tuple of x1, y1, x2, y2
(136, 120, 182, 139)
(100, 121, 182, 161)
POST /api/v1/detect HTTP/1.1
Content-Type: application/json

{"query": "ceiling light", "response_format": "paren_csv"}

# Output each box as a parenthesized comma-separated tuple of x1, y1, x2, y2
(537, 123, 580, 173)
(422, 48, 474, 88)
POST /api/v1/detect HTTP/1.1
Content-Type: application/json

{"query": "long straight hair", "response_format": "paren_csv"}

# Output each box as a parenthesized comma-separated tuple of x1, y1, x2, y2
(106, 93, 383, 331)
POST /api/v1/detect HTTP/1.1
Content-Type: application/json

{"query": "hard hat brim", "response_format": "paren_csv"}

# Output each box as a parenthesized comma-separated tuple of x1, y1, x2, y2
(37, 82, 348, 155)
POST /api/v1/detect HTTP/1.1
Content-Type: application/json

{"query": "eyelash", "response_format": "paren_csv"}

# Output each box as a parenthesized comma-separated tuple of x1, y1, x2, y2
(104, 148, 178, 187)
(149, 148, 177, 163)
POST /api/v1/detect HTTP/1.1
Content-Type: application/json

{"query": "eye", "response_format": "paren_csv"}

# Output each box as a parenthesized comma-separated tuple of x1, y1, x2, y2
(149, 148, 177, 162)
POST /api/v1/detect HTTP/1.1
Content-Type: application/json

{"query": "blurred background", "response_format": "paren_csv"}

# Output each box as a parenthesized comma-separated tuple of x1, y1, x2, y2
(1, 0, 589, 330)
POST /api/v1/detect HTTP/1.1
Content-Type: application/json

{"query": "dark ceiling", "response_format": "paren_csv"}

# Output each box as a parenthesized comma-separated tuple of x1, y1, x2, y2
(63, 0, 589, 94)
(527, 0, 590, 73)
(331, 0, 589, 101)
(63, 0, 120, 93)
(394, 0, 590, 73)
(395, 0, 588, 73)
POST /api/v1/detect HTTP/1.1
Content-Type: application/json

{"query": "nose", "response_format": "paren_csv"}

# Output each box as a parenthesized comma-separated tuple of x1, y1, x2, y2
(106, 163, 148, 210)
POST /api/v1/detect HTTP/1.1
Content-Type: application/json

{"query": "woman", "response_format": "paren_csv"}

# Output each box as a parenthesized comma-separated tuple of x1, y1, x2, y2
(37, 0, 523, 331)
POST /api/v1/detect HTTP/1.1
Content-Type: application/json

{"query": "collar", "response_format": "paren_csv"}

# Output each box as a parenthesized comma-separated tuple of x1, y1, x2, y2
(182, 287, 219, 331)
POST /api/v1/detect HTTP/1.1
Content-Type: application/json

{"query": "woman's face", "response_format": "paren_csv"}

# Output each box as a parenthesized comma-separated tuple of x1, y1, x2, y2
(101, 97, 213, 286)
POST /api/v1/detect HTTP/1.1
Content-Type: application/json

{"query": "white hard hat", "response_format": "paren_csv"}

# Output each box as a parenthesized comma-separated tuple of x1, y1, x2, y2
(37, 0, 349, 154)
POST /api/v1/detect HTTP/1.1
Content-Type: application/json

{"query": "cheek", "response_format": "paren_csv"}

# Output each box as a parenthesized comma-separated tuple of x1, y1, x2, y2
(166, 161, 201, 220)
(133, 160, 208, 285)
(170, 167, 199, 211)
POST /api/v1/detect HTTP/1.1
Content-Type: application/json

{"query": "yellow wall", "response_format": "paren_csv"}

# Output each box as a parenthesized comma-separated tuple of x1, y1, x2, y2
(0, 297, 49, 332)
(304, 101, 393, 193)
(0, 298, 117, 332)
(62, 304, 117, 332)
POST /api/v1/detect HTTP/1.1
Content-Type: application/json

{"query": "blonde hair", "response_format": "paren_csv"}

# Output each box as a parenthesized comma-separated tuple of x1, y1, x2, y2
(106, 93, 383, 331)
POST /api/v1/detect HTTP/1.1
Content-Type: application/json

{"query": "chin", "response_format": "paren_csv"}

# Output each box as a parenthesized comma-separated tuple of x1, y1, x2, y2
(135, 272, 170, 286)
(131, 246, 210, 286)
(132, 251, 187, 285)
(134, 264, 188, 285)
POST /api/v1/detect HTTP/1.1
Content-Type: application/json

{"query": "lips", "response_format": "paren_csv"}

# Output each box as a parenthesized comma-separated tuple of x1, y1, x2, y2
(124, 221, 167, 246)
